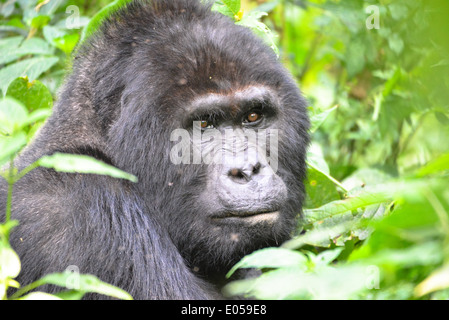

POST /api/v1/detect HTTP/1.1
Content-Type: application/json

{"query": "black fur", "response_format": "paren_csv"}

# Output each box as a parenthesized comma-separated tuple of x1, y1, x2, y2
(0, 0, 309, 299)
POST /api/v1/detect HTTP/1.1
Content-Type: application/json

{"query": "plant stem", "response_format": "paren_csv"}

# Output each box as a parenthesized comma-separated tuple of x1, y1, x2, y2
(9, 278, 46, 300)
(5, 158, 14, 225)
(14, 161, 40, 182)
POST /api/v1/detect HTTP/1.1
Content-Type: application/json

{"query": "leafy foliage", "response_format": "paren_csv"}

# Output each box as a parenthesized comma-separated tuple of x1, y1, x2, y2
(1, 0, 448, 300)
(223, 0, 449, 300)
(0, 0, 136, 299)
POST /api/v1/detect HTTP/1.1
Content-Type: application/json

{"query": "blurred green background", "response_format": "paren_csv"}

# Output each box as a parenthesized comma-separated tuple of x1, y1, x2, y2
(1, 0, 449, 300)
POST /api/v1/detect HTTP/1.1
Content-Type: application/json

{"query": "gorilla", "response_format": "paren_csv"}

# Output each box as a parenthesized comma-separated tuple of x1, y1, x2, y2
(0, 0, 309, 299)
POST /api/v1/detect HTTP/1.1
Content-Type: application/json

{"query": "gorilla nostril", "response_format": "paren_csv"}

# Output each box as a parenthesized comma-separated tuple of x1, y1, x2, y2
(228, 163, 263, 183)
(252, 162, 261, 175)
(229, 168, 248, 181)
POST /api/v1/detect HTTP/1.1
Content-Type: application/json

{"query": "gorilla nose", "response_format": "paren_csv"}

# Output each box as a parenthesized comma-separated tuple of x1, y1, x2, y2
(228, 162, 262, 184)
(218, 159, 287, 212)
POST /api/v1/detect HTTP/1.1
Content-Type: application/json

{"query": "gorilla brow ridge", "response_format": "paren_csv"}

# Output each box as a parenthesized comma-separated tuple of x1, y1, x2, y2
(184, 86, 279, 127)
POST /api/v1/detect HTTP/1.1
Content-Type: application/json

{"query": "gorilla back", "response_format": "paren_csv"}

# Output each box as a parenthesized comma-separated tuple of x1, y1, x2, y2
(0, 0, 309, 299)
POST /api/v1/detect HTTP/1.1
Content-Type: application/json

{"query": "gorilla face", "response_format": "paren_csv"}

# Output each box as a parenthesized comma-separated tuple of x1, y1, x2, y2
(100, 0, 310, 278)
(178, 86, 288, 221)
(158, 85, 306, 275)
(2, 0, 308, 298)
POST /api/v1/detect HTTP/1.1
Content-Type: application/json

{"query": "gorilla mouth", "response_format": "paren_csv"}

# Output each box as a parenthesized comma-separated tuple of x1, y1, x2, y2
(212, 210, 280, 224)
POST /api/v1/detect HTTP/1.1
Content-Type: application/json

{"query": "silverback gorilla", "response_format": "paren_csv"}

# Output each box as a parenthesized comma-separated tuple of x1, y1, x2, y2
(0, 0, 309, 299)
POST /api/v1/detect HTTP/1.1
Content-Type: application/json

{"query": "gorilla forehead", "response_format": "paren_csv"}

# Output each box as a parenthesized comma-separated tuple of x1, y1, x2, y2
(92, 0, 285, 103)
(184, 86, 281, 118)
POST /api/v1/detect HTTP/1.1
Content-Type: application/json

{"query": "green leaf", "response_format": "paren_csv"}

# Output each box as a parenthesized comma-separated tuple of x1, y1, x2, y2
(236, 11, 279, 57)
(0, 57, 59, 96)
(306, 159, 348, 193)
(417, 152, 449, 177)
(0, 244, 21, 281)
(226, 247, 308, 278)
(15, 37, 55, 57)
(0, 97, 28, 135)
(352, 241, 443, 268)
(30, 15, 51, 29)
(0, 36, 25, 65)
(17, 292, 62, 300)
(382, 67, 402, 97)
(314, 248, 344, 267)
(346, 39, 365, 77)
(306, 142, 330, 175)
(24, 109, 52, 126)
(38, 153, 138, 183)
(53, 33, 80, 54)
(224, 264, 368, 300)
(0, 243, 21, 300)
(53, 290, 85, 300)
(306, 141, 347, 194)
(388, 33, 404, 55)
(0, 37, 55, 65)
(0, 133, 28, 167)
(310, 105, 338, 133)
(1, 0, 17, 17)
(0, 220, 19, 239)
(285, 221, 355, 249)
(36, 0, 65, 16)
(285, 189, 392, 249)
(305, 166, 340, 209)
(6, 77, 53, 112)
(211, 0, 241, 19)
(0, 25, 28, 36)
(342, 168, 392, 192)
(39, 273, 133, 300)
(43, 25, 67, 44)
(303, 191, 391, 224)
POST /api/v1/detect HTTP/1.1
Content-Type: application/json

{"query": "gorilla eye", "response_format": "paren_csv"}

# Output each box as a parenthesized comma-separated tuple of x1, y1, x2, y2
(248, 112, 259, 122)
(200, 120, 214, 129)
(244, 111, 262, 124)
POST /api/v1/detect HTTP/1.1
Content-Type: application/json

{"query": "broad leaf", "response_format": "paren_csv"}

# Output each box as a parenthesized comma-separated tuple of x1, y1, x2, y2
(6, 77, 53, 111)
(0, 133, 28, 167)
(0, 57, 59, 96)
(310, 105, 338, 133)
(38, 153, 138, 183)
(227, 247, 308, 278)
(17, 292, 62, 300)
(211, 0, 241, 19)
(39, 273, 133, 300)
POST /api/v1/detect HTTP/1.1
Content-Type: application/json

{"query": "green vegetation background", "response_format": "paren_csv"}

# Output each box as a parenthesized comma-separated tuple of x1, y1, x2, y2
(1, 0, 448, 300)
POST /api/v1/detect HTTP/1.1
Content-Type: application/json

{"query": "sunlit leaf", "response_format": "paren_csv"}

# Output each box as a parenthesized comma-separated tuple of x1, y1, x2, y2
(30, 15, 51, 29)
(17, 292, 62, 300)
(0, 57, 58, 95)
(6, 77, 53, 112)
(211, 0, 241, 19)
(226, 247, 308, 278)
(417, 152, 449, 177)
(310, 105, 338, 133)
(0, 133, 27, 167)
(0, 97, 28, 134)
(53, 33, 80, 54)
(40, 273, 133, 300)
(0, 244, 21, 280)
(38, 153, 138, 183)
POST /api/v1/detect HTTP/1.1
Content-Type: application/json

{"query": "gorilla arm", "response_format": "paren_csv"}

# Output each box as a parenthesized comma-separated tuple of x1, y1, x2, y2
(4, 168, 216, 300)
